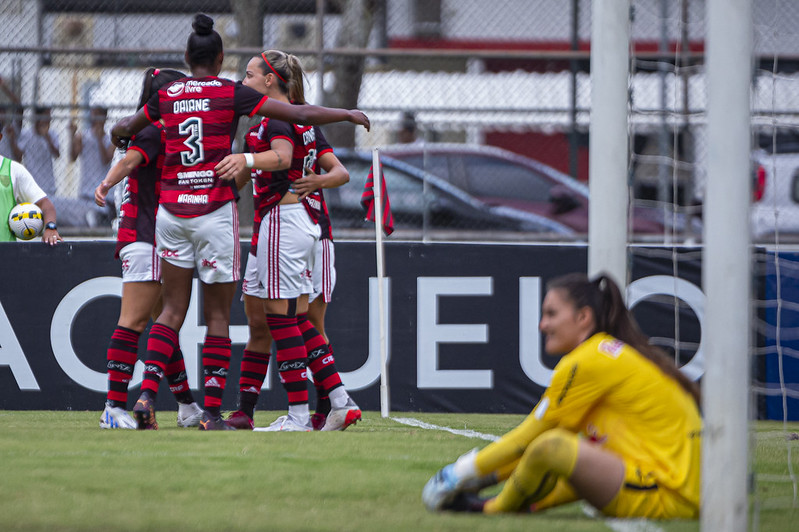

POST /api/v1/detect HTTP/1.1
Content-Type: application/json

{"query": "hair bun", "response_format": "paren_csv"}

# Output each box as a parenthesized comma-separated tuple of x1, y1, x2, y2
(192, 13, 214, 36)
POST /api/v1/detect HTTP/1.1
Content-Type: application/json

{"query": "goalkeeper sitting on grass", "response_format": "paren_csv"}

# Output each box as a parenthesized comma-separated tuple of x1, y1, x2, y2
(423, 272, 702, 519)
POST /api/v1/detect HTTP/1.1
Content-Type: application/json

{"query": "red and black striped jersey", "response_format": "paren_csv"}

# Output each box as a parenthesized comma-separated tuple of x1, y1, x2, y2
(244, 118, 274, 257)
(144, 76, 267, 217)
(114, 123, 163, 258)
(301, 126, 334, 241)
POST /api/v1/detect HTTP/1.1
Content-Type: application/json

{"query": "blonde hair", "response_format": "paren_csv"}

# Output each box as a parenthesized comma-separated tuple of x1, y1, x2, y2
(258, 50, 307, 104)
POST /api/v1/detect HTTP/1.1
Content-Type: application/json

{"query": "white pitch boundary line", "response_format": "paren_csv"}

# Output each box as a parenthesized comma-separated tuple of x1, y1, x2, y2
(391, 416, 500, 441)
(393, 417, 665, 532)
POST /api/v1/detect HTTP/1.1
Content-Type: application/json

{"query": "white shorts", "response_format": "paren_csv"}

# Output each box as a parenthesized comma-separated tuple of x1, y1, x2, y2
(241, 252, 262, 298)
(156, 202, 241, 284)
(119, 242, 161, 283)
(255, 203, 320, 300)
(310, 238, 336, 304)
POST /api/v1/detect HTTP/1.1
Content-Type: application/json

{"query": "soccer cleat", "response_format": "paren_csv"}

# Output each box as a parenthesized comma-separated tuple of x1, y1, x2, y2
(255, 414, 312, 432)
(198, 411, 236, 431)
(225, 410, 254, 430)
(310, 412, 327, 431)
(99, 404, 137, 429)
(133, 393, 158, 430)
(422, 448, 484, 512)
(422, 463, 459, 512)
(320, 398, 361, 431)
(176, 402, 204, 428)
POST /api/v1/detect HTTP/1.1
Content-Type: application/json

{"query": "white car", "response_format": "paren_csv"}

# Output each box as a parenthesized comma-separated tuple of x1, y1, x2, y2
(750, 131, 799, 239)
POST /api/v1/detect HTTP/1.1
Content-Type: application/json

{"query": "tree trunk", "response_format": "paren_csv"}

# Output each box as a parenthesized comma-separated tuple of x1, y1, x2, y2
(321, 0, 375, 148)
(230, 0, 266, 230)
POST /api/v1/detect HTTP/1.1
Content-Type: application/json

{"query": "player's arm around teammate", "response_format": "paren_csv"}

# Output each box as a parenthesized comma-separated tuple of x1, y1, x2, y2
(422, 272, 702, 520)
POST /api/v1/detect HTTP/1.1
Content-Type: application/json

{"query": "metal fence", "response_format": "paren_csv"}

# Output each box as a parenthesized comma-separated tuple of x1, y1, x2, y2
(1, 0, 798, 241)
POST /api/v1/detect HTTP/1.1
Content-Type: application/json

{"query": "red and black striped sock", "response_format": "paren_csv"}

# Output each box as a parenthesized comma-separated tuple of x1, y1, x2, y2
(202, 336, 232, 418)
(314, 346, 333, 416)
(166, 347, 195, 405)
(141, 323, 178, 400)
(105, 326, 140, 408)
(267, 314, 308, 406)
(238, 349, 270, 419)
(297, 313, 343, 398)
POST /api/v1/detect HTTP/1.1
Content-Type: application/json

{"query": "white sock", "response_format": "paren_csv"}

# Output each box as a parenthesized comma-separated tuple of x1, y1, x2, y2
(288, 404, 310, 424)
(453, 448, 479, 482)
(329, 387, 348, 409)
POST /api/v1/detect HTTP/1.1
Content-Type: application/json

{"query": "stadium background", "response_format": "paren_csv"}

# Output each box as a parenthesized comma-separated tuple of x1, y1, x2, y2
(0, 1, 796, 420)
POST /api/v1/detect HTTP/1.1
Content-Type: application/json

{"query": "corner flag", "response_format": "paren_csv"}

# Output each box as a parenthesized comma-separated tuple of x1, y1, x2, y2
(360, 163, 394, 236)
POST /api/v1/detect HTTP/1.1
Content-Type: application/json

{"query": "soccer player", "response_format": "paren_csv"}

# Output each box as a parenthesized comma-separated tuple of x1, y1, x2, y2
(422, 272, 702, 520)
(0, 118, 61, 245)
(96, 67, 204, 430)
(215, 49, 360, 432)
(109, 14, 369, 431)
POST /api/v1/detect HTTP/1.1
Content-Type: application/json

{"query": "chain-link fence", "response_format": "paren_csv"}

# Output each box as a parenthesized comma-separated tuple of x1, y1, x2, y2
(1, 0, 799, 241)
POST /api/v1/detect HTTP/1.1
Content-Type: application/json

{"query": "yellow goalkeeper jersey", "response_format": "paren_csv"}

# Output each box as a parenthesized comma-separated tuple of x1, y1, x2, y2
(537, 332, 701, 506)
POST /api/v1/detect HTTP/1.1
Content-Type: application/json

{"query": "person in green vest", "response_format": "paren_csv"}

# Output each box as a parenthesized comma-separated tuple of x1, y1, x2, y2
(0, 117, 61, 244)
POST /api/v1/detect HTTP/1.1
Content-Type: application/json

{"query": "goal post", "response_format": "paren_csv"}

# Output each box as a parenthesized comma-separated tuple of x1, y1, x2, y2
(588, 0, 631, 287)
(701, 1, 753, 531)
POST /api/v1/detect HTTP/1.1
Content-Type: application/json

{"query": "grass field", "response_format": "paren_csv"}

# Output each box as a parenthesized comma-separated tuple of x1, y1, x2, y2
(1, 411, 797, 531)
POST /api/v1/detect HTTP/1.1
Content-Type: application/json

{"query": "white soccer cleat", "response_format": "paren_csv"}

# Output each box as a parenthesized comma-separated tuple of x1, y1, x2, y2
(422, 463, 460, 512)
(422, 448, 482, 512)
(176, 402, 204, 428)
(255, 414, 312, 432)
(320, 398, 362, 431)
(99, 404, 137, 430)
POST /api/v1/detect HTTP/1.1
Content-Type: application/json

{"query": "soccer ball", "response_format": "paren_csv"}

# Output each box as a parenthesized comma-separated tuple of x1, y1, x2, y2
(8, 202, 44, 240)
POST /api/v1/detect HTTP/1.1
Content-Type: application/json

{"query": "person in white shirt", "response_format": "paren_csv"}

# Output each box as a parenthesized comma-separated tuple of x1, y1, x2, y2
(0, 118, 62, 245)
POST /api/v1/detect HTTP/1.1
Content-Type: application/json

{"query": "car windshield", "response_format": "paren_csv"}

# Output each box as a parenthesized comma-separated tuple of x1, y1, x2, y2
(394, 153, 555, 203)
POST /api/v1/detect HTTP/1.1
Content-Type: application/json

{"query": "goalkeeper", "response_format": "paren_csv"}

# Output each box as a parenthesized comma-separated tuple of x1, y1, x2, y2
(423, 272, 701, 519)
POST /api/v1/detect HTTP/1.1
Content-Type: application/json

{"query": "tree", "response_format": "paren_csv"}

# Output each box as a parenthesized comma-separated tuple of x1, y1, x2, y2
(321, 0, 376, 148)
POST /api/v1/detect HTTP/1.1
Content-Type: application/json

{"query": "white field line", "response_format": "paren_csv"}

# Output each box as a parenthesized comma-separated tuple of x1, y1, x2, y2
(393, 416, 665, 532)
(391, 416, 500, 441)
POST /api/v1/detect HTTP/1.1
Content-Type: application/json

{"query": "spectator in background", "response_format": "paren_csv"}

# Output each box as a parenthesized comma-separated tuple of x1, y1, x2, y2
(0, 104, 22, 161)
(0, 77, 23, 161)
(70, 106, 116, 226)
(0, 117, 62, 245)
(13, 106, 60, 196)
(396, 111, 419, 144)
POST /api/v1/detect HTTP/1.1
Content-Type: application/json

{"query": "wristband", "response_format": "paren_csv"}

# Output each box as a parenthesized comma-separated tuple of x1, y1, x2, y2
(243, 153, 255, 168)
(46, 222, 57, 230)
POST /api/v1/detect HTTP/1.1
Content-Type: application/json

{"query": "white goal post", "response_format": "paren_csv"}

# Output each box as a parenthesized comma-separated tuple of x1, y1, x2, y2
(701, 1, 752, 531)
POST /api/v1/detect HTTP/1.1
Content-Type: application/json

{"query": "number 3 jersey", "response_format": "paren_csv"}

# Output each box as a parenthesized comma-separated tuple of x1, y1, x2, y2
(245, 117, 333, 257)
(144, 76, 267, 217)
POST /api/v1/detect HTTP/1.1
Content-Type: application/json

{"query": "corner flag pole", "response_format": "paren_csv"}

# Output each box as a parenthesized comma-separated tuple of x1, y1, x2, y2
(372, 148, 390, 418)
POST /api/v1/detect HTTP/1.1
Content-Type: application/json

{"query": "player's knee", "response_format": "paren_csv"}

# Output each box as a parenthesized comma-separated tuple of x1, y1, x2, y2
(526, 428, 576, 473)
(248, 322, 271, 344)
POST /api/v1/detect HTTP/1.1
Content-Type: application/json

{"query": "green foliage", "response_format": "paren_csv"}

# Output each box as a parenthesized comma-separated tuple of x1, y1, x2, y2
(0, 412, 796, 531)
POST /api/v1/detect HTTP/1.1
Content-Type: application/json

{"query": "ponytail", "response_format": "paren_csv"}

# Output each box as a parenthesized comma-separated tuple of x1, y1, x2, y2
(547, 272, 701, 407)
(285, 54, 306, 104)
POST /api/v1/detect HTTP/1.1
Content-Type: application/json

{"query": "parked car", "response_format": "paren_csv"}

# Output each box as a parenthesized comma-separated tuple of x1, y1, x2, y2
(751, 129, 799, 239)
(379, 143, 670, 235)
(329, 149, 575, 235)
